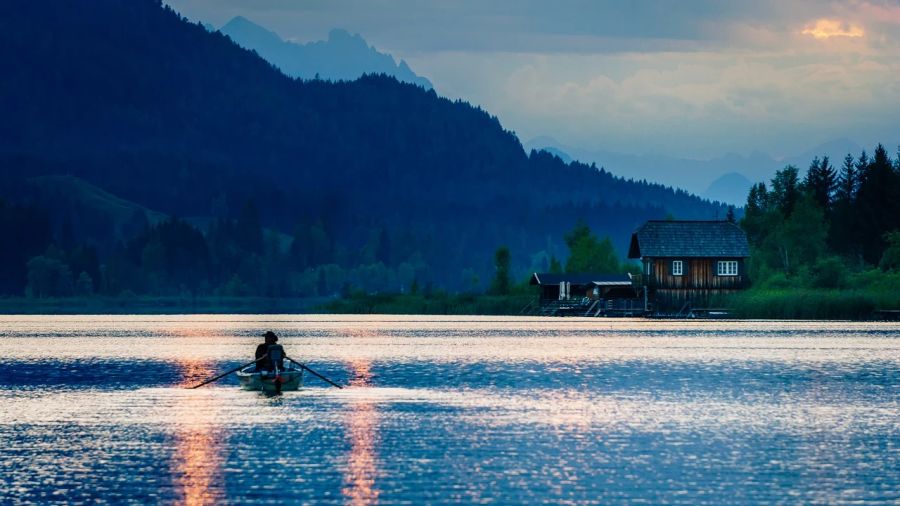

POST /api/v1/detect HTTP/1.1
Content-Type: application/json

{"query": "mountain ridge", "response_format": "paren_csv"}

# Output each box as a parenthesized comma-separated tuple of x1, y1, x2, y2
(526, 136, 870, 205)
(218, 16, 433, 89)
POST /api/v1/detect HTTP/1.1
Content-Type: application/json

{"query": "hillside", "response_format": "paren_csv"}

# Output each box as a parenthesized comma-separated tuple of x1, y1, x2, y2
(0, 0, 726, 293)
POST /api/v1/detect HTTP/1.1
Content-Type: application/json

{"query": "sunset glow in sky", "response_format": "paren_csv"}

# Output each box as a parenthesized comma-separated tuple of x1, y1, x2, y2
(801, 18, 865, 39)
(167, 0, 900, 159)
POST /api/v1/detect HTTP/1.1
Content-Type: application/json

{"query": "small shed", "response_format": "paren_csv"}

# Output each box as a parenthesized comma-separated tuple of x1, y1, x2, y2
(628, 220, 750, 313)
(530, 273, 634, 302)
(529, 273, 642, 316)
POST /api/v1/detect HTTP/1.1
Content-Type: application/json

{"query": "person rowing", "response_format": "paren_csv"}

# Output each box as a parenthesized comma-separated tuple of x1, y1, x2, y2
(255, 330, 284, 372)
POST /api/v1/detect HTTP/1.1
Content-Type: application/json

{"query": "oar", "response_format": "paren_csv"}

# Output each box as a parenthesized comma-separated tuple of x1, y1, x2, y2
(187, 357, 263, 389)
(285, 356, 344, 389)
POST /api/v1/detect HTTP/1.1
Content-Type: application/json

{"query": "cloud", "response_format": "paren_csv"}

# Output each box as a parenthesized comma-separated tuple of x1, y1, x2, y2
(802, 19, 865, 39)
(410, 45, 900, 158)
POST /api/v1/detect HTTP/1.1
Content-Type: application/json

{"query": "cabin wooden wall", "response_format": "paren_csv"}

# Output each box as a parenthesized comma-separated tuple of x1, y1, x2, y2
(642, 257, 747, 312)
(645, 257, 746, 289)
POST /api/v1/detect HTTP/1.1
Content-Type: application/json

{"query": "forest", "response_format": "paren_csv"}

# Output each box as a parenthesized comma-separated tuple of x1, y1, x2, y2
(732, 144, 900, 318)
(0, 0, 726, 304)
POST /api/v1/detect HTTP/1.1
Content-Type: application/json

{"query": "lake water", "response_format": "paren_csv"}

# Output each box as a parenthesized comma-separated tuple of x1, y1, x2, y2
(0, 315, 898, 504)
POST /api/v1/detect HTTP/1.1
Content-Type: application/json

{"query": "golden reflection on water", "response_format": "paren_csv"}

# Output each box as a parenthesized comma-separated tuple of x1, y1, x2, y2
(343, 359, 380, 506)
(172, 358, 223, 506)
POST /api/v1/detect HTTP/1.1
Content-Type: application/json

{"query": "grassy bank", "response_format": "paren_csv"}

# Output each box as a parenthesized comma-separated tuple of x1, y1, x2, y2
(0, 296, 329, 314)
(723, 284, 899, 320)
(721, 268, 900, 319)
(319, 293, 535, 315)
(724, 289, 876, 319)
(0, 293, 535, 315)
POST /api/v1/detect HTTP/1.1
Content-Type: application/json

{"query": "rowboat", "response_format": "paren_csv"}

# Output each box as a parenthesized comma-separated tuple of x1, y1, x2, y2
(236, 366, 304, 392)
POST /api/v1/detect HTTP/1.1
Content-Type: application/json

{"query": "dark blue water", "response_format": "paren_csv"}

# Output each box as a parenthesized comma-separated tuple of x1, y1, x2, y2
(0, 316, 898, 504)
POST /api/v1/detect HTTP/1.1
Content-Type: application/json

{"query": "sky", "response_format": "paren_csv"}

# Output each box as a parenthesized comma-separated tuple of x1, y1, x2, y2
(166, 0, 900, 160)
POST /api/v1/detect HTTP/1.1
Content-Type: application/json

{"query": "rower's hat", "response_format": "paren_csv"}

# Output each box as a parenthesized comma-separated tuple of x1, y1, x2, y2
(261, 331, 278, 341)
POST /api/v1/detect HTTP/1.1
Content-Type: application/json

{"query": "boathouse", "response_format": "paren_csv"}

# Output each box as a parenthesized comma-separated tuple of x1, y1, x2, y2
(529, 273, 642, 316)
(628, 220, 750, 314)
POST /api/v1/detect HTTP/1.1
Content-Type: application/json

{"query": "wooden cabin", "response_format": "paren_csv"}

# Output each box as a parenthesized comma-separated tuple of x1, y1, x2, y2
(628, 220, 750, 314)
(529, 273, 641, 316)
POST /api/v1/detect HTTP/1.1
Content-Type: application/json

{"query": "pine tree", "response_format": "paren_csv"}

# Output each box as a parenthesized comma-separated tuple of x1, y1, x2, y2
(855, 150, 870, 179)
(803, 155, 836, 213)
(830, 153, 860, 255)
(856, 144, 900, 263)
(836, 153, 858, 203)
(770, 166, 801, 217)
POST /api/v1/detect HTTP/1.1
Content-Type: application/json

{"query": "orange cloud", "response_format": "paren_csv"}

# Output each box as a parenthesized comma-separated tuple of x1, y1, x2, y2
(801, 19, 864, 39)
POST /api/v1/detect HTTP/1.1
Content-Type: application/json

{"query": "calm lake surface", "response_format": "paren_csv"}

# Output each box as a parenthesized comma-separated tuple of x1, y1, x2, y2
(0, 315, 898, 504)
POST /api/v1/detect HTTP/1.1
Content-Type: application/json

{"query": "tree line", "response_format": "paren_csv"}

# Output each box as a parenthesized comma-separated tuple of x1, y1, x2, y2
(0, 200, 439, 299)
(741, 143, 900, 288)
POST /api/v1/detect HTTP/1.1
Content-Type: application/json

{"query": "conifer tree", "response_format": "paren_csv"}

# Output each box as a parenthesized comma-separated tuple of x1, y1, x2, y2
(856, 144, 900, 263)
(770, 166, 800, 217)
(835, 153, 858, 204)
(830, 153, 860, 255)
(803, 155, 836, 213)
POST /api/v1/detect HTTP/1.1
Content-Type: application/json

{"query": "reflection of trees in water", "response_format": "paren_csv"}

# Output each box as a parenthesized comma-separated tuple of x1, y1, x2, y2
(172, 358, 224, 506)
(343, 359, 380, 506)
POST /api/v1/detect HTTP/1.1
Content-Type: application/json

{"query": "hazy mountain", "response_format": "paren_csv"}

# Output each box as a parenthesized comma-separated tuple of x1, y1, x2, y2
(526, 136, 774, 195)
(219, 16, 432, 89)
(782, 138, 864, 174)
(527, 136, 872, 205)
(703, 173, 753, 207)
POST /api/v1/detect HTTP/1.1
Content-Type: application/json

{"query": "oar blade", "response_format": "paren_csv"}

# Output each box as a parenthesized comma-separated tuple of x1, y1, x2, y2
(286, 357, 344, 389)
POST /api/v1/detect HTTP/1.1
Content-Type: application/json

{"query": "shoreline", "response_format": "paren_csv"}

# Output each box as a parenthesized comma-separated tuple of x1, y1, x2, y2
(0, 294, 897, 320)
(0, 296, 329, 315)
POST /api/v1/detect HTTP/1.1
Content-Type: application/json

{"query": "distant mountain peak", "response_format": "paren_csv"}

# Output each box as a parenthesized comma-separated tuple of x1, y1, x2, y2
(703, 172, 753, 207)
(222, 16, 279, 39)
(219, 16, 432, 89)
(228, 15, 250, 25)
(327, 28, 363, 44)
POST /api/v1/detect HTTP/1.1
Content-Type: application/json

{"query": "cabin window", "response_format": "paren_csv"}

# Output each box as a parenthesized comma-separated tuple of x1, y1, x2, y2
(672, 260, 683, 276)
(717, 260, 738, 276)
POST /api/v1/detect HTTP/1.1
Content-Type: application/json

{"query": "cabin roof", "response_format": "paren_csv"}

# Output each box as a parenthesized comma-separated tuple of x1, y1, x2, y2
(627, 220, 750, 259)
(530, 273, 633, 286)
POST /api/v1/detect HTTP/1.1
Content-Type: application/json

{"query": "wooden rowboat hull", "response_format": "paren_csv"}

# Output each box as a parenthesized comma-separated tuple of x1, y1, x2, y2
(236, 367, 303, 392)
